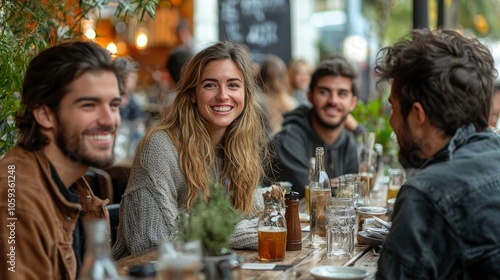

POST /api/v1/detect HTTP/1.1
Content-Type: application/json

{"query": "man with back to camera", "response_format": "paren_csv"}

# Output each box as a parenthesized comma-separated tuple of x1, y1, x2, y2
(269, 56, 360, 198)
(375, 29, 500, 279)
(0, 41, 124, 279)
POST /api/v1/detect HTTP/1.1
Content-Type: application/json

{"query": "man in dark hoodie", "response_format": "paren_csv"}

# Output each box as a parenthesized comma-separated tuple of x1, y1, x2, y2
(269, 57, 360, 198)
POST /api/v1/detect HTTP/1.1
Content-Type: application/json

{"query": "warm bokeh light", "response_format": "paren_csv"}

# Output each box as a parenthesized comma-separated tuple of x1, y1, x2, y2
(135, 31, 148, 50)
(107, 42, 117, 54)
(116, 41, 128, 55)
(85, 29, 96, 40)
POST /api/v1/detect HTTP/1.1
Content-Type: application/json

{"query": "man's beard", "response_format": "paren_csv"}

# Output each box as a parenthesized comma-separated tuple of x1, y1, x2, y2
(312, 107, 349, 130)
(396, 122, 426, 169)
(55, 120, 116, 169)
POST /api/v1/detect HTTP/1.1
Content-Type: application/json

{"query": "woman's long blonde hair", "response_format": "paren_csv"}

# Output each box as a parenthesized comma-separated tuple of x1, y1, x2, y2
(143, 41, 271, 215)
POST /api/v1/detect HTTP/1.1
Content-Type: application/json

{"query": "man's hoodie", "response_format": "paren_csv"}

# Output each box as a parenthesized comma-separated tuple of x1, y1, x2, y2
(268, 106, 359, 198)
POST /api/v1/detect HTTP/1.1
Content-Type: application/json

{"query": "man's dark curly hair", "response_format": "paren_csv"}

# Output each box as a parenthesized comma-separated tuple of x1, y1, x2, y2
(375, 29, 497, 136)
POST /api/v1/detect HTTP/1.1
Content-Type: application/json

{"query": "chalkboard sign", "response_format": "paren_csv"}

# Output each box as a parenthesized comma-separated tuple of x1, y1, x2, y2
(218, 0, 291, 64)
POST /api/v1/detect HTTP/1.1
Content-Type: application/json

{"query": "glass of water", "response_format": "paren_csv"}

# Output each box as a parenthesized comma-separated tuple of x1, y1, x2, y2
(326, 197, 356, 258)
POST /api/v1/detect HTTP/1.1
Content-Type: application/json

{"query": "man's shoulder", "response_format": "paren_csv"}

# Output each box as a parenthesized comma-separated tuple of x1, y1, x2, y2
(404, 154, 500, 205)
(0, 146, 41, 184)
(276, 107, 313, 140)
(282, 106, 310, 126)
(0, 146, 50, 196)
(339, 128, 358, 147)
(0, 147, 53, 215)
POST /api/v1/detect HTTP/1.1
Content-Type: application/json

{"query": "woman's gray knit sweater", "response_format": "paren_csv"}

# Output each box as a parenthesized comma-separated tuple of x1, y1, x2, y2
(112, 130, 265, 260)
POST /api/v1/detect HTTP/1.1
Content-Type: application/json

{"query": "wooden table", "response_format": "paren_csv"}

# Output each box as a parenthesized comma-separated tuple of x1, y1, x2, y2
(116, 230, 380, 279)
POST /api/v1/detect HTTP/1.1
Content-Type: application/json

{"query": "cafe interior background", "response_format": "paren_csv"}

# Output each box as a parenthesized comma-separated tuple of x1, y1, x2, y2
(2, 0, 500, 167)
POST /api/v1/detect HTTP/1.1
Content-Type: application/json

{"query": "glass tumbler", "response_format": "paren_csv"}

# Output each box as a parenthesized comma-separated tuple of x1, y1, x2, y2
(156, 240, 202, 280)
(326, 197, 356, 258)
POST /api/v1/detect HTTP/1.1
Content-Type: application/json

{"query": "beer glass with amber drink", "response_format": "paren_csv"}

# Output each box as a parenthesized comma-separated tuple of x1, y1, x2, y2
(258, 201, 287, 261)
(387, 168, 406, 200)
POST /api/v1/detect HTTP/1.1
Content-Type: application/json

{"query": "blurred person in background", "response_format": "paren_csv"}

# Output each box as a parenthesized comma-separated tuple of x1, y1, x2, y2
(176, 18, 193, 49)
(114, 56, 147, 161)
(163, 46, 193, 110)
(268, 56, 360, 198)
(375, 29, 500, 279)
(146, 46, 193, 129)
(288, 58, 312, 107)
(259, 54, 298, 135)
(116, 56, 145, 123)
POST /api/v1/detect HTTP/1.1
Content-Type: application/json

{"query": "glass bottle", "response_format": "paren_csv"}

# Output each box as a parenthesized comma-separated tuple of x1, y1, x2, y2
(78, 219, 120, 280)
(305, 157, 315, 214)
(257, 201, 287, 261)
(309, 147, 331, 247)
(285, 191, 302, 251)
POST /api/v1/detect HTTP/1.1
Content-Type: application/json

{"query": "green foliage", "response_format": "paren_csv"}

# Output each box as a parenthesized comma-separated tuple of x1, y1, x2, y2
(351, 97, 396, 157)
(179, 182, 241, 256)
(0, 0, 157, 157)
(362, 0, 500, 45)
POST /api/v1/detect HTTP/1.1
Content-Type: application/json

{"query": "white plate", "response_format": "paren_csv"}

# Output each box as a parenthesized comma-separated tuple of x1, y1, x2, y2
(310, 266, 369, 280)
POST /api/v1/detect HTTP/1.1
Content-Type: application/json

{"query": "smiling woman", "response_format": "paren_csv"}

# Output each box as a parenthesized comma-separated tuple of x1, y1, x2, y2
(193, 59, 245, 145)
(113, 40, 273, 260)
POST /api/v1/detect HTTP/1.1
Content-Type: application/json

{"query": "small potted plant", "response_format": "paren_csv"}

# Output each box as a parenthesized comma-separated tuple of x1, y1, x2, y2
(178, 182, 242, 280)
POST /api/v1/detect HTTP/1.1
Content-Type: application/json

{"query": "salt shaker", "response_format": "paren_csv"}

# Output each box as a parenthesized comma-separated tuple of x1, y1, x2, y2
(285, 191, 302, 251)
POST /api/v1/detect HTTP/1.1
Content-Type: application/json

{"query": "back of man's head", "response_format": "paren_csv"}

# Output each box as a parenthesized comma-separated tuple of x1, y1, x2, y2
(309, 56, 359, 97)
(375, 29, 496, 136)
(166, 46, 193, 85)
(17, 41, 124, 151)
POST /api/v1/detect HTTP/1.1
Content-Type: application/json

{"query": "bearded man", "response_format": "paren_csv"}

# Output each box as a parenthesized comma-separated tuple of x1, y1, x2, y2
(375, 29, 500, 279)
(269, 56, 360, 198)
(0, 41, 124, 279)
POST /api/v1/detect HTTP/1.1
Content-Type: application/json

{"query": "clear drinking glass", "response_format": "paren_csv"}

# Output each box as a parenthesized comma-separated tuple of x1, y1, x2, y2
(353, 181, 371, 208)
(156, 240, 202, 280)
(336, 174, 358, 198)
(326, 198, 356, 258)
(387, 168, 406, 201)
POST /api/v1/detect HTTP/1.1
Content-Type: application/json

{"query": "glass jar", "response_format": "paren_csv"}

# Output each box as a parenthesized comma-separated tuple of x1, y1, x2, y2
(257, 202, 287, 261)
